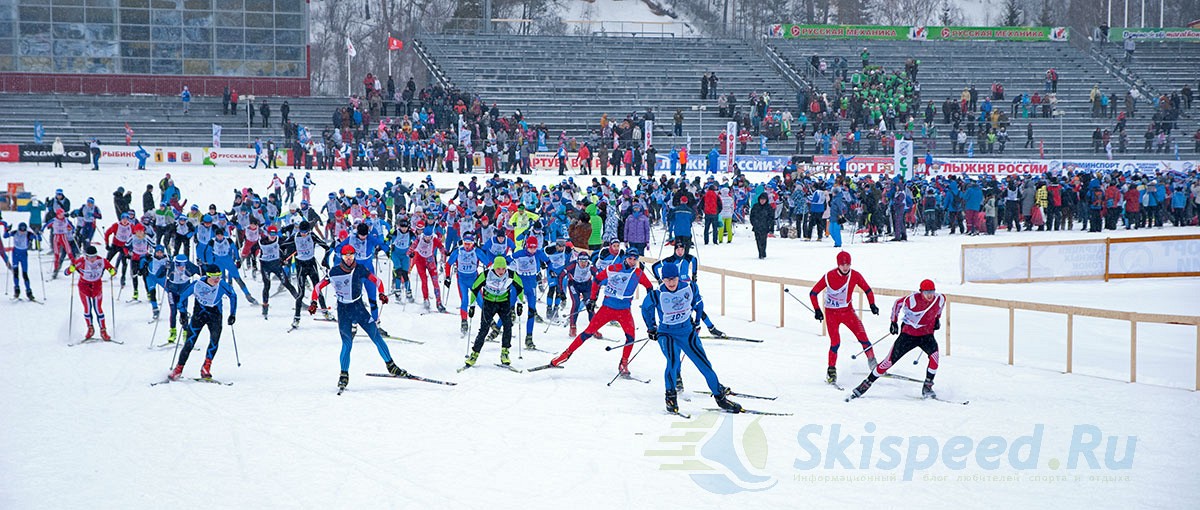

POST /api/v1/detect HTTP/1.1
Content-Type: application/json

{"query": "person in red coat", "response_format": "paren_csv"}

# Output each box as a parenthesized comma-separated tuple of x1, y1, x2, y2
(702, 186, 722, 245)
(849, 279, 945, 400)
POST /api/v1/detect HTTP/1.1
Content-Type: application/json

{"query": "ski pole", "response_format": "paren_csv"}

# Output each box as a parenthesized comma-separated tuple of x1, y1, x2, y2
(68, 273, 75, 340)
(850, 331, 892, 360)
(230, 322, 241, 367)
(783, 287, 815, 313)
(605, 336, 648, 351)
(109, 276, 117, 333)
(37, 248, 47, 300)
(606, 334, 652, 386)
(517, 301, 523, 360)
(148, 306, 161, 348)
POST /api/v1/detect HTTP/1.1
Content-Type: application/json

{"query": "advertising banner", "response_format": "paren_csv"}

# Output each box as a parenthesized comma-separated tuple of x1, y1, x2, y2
(894, 139, 914, 178)
(781, 24, 908, 40)
(924, 26, 1069, 42)
(811, 155, 894, 175)
(0, 144, 18, 163)
(17, 143, 90, 164)
(778, 24, 1068, 42)
(1112, 27, 1200, 41)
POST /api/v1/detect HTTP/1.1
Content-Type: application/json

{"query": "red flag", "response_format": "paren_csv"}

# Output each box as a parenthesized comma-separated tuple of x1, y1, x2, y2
(387, 37, 403, 51)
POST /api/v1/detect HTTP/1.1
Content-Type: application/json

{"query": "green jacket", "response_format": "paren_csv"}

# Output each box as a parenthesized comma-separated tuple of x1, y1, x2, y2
(470, 268, 524, 304)
(587, 203, 603, 245)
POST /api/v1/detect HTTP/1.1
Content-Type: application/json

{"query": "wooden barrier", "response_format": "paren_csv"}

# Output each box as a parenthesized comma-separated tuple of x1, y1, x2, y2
(645, 256, 1200, 390)
(961, 234, 1200, 284)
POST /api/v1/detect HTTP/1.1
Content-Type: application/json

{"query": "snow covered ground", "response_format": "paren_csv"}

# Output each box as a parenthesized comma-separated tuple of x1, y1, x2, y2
(2, 162, 1198, 509)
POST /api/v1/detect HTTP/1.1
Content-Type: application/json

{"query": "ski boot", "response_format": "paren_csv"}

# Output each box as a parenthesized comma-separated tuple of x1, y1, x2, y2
(338, 371, 349, 390)
(376, 322, 390, 337)
(262, 303, 269, 319)
(617, 359, 631, 377)
(291, 318, 300, 329)
(322, 309, 335, 321)
(867, 355, 878, 373)
(166, 328, 178, 344)
(464, 351, 480, 367)
(13, 288, 19, 299)
(84, 323, 95, 339)
(714, 391, 743, 413)
(132, 289, 139, 301)
(707, 326, 727, 339)
(569, 325, 577, 338)
(593, 330, 605, 340)
(460, 319, 469, 336)
(436, 302, 447, 313)
(406, 290, 414, 303)
(665, 390, 680, 413)
(826, 366, 837, 384)
(100, 327, 112, 342)
(922, 381, 937, 399)
(486, 324, 502, 342)
(550, 350, 571, 367)
(500, 347, 511, 366)
(200, 358, 213, 379)
(26, 289, 34, 301)
(244, 294, 259, 306)
(169, 364, 184, 381)
(525, 334, 536, 350)
(386, 360, 408, 377)
(151, 308, 160, 321)
(851, 375, 876, 399)
(533, 312, 545, 324)
(422, 299, 431, 311)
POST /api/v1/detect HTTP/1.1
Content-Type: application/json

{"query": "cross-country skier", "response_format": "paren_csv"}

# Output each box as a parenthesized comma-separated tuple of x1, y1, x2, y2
(809, 250, 880, 384)
(284, 221, 331, 327)
(336, 223, 387, 325)
(444, 232, 483, 335)
(650, 243, 726, 338)
(464, 256, 523, 367)
(65, 245, 116, 341)
(310, 245, 405, 391)
(49, 208, 76, 276)
(257, 225, 298, 319)
(3, 222, 36, 300)
(388, 219, 415, 301)
(170, 264, 238, 381)
(543, 237, 573, 321)
(641, 263, 741, 414)
(103, 212, 136, 287)
(127, 224, 151, 301)
(206, 225, 258, 305)
(550, 247, 653, 376)
(164, 254, 199, 345)
(142, 244, 170, 320)
(850, 279, 945, 400)
(510, 235, 549, 349)
(557, 244, 596, 338)
(408, 225, 445, 312)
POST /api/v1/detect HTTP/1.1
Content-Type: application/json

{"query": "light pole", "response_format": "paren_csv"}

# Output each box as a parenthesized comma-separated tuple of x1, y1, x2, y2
(1056, 110, 1065, 158)
(691, 104, 707, 147)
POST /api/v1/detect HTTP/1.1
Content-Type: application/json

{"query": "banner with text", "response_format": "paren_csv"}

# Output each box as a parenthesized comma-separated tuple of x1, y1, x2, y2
(1111, 27, 1200, 41)
(775, 24, 1068, 42)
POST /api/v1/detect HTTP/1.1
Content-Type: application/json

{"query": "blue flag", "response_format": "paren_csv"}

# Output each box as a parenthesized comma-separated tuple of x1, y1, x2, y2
(34, 121, 44, 144)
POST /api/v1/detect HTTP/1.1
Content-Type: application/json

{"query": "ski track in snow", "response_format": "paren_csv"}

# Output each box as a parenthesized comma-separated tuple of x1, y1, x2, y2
(1, 163, 1197, 508)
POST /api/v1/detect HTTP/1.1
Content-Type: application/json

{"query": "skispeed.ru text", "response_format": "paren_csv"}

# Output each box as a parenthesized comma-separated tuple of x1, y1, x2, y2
(793, 423, 1136, 481)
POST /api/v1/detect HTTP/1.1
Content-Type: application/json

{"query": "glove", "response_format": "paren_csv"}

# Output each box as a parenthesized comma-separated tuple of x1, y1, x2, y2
(65, 266, 76, 276)
(813, 308, 824, 322)
(638, 261, 645, 270)
(443, 277, 451, 288)
(586, 299, 596, 315)
(308, 302, 318, 315)
(647, 329, 657, 341)
(934, 318, 941, 331)
(227, 315, 237, 326)
(380, 294, 389, 305)
(870, 304, 880, 315)
(516, 302, 524, 316)
(889, 321, 899, 335)
(107, 268, 116, 276)
(468, 306, 475, 318)
(693, 317, 702, 331)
